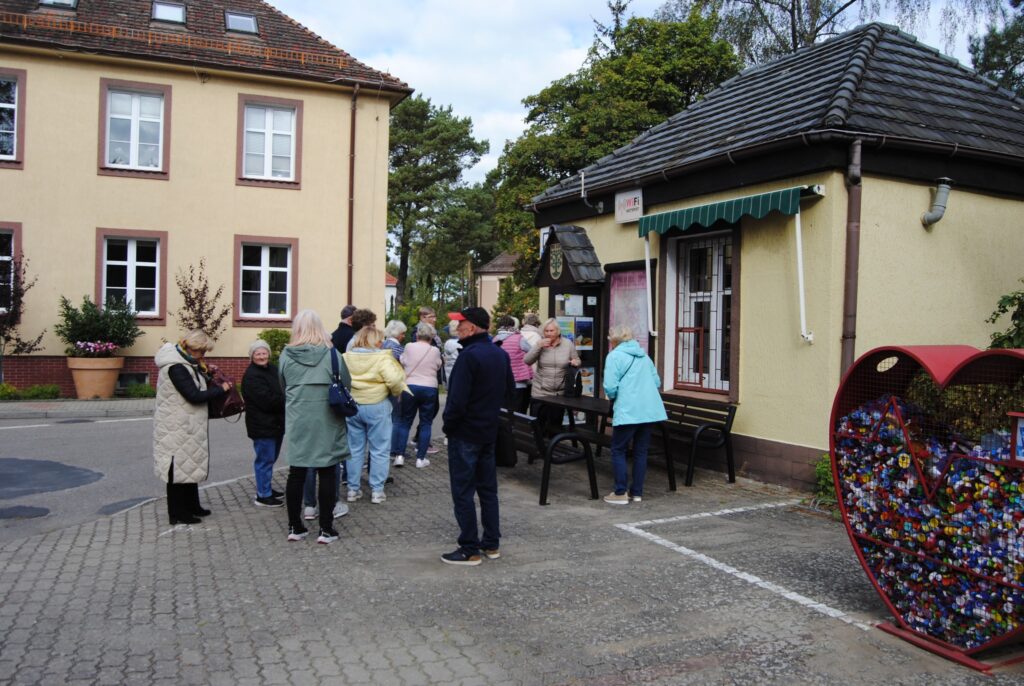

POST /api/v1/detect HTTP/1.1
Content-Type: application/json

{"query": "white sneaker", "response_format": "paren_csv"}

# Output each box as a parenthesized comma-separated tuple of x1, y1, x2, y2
(371, 491, 386, 504)
(416, 458, 430, 469)
(630, 495, 643, 503)
(393, 455, 405, 467)
(303, 506, 317, 520)
(333, 502, 349, 518)
(346, 489, 362, 502)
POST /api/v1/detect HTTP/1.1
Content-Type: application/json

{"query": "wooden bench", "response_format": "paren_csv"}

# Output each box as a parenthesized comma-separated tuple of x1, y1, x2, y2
(574, 419, 677, 492)
(499, 408, 598, 506)
(659, 394, 737, 487)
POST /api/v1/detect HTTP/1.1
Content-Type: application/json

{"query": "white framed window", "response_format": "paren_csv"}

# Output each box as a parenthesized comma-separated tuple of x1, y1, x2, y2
(104, 238, 159, 315)
(152, 1, 185, 23)
(0, 231, 12, 313)
(665, 232, 733, 394)
(39, 0, 77, 7)
(243, 105, 295, 180)
(240, 244, 291, 317)
(0, 77, 16, 160)
(106, 90, 164, 170)
(225, 11, 258, 33)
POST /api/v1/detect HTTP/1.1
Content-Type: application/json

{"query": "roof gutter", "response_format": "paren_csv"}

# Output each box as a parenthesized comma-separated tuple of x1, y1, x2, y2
(528, 130, 1024, 212)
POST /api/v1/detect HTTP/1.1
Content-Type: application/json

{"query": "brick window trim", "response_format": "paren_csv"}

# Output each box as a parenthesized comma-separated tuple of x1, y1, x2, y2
(232, 233, 299, 327)
(94, 227, 169, 325)
(97, 78, 172, 181)
(0, 67, 27, 170)
(235, 93, 302, 190)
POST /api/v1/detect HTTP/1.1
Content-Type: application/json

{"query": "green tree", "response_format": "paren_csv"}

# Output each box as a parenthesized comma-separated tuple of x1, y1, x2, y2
(987, 277, 1024, 349)
(389, 95, 489, 305)
(655, 0, 1004, 64)
(971, 0, 1024, 97)
(493, 9, 741, 274)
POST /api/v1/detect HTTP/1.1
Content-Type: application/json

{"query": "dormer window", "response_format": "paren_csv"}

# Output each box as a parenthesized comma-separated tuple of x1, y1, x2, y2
(152, 1, 186, 24)
(39, 0, 77, 7)
(225, 11, 258, 34)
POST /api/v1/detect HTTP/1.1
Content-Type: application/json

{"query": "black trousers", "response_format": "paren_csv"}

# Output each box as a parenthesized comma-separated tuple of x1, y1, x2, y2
(165, 465, 206, 522)
(286, 466, 337, 532)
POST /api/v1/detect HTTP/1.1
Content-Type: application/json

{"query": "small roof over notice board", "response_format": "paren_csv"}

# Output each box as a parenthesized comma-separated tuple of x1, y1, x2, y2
(534, 225, 605, 288)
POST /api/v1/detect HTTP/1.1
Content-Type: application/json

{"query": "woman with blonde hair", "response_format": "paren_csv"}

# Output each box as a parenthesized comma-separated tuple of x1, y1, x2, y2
(524, 317, 581, 433)
(343, 324, 409, 504)
(153, 329, 231, 525)
(601, 325, 666, 505)
(278, 309, 352, 544)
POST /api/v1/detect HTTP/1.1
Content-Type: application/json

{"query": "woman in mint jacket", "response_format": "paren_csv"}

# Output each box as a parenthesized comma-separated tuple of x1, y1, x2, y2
(602, 325, 667, 505)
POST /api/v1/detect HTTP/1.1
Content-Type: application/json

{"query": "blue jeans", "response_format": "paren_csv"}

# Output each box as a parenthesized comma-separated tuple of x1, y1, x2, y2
(252, 437, 283, 498)
(393, 385, 438, 460)
(389, 395, 402, 456)
(610, 423, 653, 497)
(447, 437, 500, 555)
(303, 464, 342, 507)
(346, 399, 393, 493)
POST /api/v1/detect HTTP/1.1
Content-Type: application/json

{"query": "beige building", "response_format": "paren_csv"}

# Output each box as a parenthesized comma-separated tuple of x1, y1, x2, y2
(0, 0, 409, 392)
(529, 24, 1024, 489)
(474, 251, 517, 315)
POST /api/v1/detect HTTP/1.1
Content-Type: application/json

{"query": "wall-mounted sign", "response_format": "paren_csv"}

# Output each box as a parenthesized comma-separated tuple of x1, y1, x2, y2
(549, 243, 563, 279)
(615, 189, 643, 224)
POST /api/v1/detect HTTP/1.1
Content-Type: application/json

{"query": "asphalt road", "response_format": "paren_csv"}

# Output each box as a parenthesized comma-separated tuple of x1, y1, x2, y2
(0, 415, 257, 546)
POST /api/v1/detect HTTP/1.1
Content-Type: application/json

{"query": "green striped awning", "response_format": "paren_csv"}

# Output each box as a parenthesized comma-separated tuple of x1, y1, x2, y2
(637, 185, 823, 237)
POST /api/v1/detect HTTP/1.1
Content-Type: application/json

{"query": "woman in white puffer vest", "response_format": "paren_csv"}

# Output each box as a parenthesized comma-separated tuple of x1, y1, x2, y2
(153, 329, 232, 525)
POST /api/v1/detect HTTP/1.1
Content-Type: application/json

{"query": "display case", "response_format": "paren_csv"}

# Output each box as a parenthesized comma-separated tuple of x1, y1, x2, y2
(831, 346, 1024, 671)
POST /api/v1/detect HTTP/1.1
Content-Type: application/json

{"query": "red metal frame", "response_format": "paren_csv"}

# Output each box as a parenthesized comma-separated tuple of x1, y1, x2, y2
(830, 346, 1024, 670)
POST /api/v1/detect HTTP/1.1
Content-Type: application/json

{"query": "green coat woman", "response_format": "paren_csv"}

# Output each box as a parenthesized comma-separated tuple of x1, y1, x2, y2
(278, 343, 351, 468)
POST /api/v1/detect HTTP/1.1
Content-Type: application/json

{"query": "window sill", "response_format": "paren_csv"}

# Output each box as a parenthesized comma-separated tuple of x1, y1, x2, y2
(99, 166, 169, 181)
(236, 176, 300, 190)
(664, 387, 735, 403)
(135, 316, 166, 326)
(234, 316, 293, 328)
(0, 159, 24, 170)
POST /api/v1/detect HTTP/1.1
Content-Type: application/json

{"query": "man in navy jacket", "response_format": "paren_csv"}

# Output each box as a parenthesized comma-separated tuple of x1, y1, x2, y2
(441, 307, 514, 566)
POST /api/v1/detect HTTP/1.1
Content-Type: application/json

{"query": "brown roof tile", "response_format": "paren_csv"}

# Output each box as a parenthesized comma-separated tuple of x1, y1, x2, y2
(0, 0, 411, 94)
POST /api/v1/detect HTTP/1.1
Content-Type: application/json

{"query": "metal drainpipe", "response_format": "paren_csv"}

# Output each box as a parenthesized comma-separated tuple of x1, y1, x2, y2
(346, 83, 360, 302)
(840, 139, 863, 378)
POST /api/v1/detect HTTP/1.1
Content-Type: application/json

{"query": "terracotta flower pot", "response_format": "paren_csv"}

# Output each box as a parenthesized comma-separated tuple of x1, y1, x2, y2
(66, 357, 125, 399)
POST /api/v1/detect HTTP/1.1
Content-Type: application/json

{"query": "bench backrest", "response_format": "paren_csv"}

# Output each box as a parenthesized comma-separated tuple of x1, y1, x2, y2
(499, 408, 545, 456)
(660, 394, 737, 433)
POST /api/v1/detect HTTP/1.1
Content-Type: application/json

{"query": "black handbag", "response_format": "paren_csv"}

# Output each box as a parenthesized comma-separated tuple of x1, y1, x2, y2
(208, 368, 245, 420)
(328, 348, 359, 418)
(564, 366, 583, 398)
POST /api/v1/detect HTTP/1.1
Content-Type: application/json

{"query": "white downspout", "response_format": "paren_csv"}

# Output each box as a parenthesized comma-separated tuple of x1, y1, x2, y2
(795, 209, 813, 343)
(644, 233, 658, 338)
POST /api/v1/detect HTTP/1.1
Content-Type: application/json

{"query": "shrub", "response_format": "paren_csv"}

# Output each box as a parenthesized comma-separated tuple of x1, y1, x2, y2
(54, 296, 144, 356)
(124, 382, 156, 398)
(813, 453, 837, 510)
(0, 382, 19, 400)
(258, 329, 291, 367)
(18, 384, 60, 400)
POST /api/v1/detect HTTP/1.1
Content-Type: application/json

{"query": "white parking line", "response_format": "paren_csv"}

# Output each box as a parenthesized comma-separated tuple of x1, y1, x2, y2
(0, 423, 49, 431)
(0, 416, 151, 430)
(617, 499, 875, 632)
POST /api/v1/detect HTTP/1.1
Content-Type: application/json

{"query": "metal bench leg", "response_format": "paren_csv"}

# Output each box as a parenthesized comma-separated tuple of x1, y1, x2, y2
(661, 425, 676, 491)
(539, 450, 554, 506)
(685, 442, 699, 487)
(583, 444, 598, 500)
(725, 439, 736, 483)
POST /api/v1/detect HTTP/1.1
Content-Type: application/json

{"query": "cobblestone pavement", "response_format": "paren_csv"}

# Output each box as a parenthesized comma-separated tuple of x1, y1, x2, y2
(1, 446, 1022, 685)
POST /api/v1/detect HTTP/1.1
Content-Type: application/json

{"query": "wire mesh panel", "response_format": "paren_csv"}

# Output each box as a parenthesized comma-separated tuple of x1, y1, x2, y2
(831, 346, 1024, 663)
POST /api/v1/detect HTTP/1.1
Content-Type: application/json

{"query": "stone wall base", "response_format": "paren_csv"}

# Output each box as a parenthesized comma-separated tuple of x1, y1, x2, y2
(2, 355, 250, 397)
(688, 433, 824, 492)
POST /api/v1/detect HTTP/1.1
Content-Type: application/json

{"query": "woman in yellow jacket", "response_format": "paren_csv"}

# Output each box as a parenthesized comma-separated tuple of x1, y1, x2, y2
(342, 325, 410, 504)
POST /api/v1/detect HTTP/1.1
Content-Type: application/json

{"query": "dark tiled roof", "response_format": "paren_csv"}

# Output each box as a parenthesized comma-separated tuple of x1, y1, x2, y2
(475, 251, 519, 274)
(544, 225, 604, 284)
(0, 0, 410, 94)
(534, 23, 1024, 206)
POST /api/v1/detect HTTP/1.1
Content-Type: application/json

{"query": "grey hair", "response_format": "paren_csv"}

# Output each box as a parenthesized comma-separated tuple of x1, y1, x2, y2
(523, 313, 541, 327)
(248, 339, 271, 359)
(416, 322, 436, 340)
(383, 319, 407, 339)
(608, 325, 634, 346)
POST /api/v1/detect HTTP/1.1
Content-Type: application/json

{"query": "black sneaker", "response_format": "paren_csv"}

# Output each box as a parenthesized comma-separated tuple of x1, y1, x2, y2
(441, 549, 482, 566)
(317, 528, 340, 545)
(255, 496, 284, 508)
(271, 489, 284, 498)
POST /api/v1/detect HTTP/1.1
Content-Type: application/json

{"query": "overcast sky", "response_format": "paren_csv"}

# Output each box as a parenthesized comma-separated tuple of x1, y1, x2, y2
(267, 1, 976, 185)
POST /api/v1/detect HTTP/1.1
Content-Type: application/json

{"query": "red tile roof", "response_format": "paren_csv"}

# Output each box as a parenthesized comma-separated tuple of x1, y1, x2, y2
(384, 273, 397, 286)
(0, 0, 410, 95)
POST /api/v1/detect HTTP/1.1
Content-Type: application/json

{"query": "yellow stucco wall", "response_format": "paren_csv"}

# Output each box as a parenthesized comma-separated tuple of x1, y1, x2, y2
(1, 47, 392, 357)
(541, 171, 1024, 455)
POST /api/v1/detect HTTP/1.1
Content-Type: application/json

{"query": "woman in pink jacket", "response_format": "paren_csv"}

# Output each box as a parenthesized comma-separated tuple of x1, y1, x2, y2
(394, 323, 443, 468)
